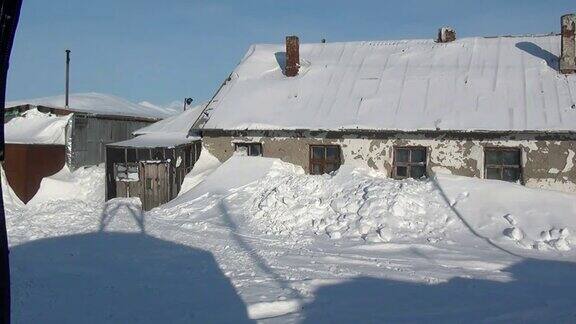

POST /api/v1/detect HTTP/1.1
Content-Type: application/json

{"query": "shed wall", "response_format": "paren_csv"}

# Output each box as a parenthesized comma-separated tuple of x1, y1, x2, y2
(3, 144, 66, 203)
(203, 134, 576, 193)
(105, 141, 202, 209)
(68, 114, 151, 170)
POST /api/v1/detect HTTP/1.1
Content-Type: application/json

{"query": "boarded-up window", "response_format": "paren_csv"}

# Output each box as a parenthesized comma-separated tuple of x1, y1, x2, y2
(484, 147, 522, 183)
(393, 147, 427, 179)
(309, 145, 341, 175)
(115, 163, 139, 181)
(234, 143, 262, 156)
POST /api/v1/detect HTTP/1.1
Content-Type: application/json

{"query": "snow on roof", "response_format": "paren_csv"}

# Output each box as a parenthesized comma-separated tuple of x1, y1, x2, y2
(110, 103, 206, 147)
(134, 102, 206, 136)
(201, 35, 576, 132)
(110, 103, 205, 148)
(5, 108, 70, 145)
(109, 133, 199, 148)
(6, 92, 176, 120)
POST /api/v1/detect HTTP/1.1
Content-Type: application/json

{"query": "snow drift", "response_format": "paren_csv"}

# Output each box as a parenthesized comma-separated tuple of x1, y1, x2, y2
(5, 108, 71, 144)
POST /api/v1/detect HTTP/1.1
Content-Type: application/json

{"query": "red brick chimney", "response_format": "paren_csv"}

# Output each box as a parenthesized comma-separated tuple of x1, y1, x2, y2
(437, 27, 456, 43)
(285, 35, 300, 77)
(560, 14, 576, 74)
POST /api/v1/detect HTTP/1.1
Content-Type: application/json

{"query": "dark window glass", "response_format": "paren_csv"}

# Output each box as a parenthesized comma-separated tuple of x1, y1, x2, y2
(484, 148, 521, 183)
(311, 163, 322, 174)
(486, 167, 501, 179)
(502, 150, 520, 165)
(393, 147, 427, 179)
(485, 152, 500, 165)
(234, 143, 263, 156)
(503, 168, 520, 182)
(137, 149, 151, 161)
(126, 149, 136, 162)
(396, 149, 410, 163)
(250, 144, 262, 157)
(396, 166, 408, 177)
(411, 149, 426, 163)
(146, 178, 152, 190)
(326, 147, 339, 161)
(411, 165, 426, 179)
(325, 163, 338, 173)
(310, 145, 341, 175)
(312, 147, 325, 160)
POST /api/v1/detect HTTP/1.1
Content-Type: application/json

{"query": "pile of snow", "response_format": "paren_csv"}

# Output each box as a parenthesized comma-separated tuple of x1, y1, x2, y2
(438, 175, 576, 252)
(178, 148, 221, 196)
(7, 92, 177, 119)
(27, 165, 105, 206)
(165, 156, 576, 253)
(5, 108, 70, 144)
(245, 164, 455, 243)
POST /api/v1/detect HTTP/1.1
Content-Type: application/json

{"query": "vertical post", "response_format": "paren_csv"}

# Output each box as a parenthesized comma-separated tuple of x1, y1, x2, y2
(65, 49, 70, 108)
(560, 14, 576, 74)
(0, 1, 24, 322)
(285, 35, 300, 77)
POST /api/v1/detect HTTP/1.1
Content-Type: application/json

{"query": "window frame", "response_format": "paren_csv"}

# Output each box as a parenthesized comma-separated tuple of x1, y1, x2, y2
(483, 147, 523, 184)
(114, 162, 140, 182)
(309, 145, 342, 175)
(233, 142, 263, 156)
(392, 146, 428, 179)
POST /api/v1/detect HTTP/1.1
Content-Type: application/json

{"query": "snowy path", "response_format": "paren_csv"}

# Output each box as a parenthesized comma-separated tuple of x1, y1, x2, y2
(5, 157, 576, 323)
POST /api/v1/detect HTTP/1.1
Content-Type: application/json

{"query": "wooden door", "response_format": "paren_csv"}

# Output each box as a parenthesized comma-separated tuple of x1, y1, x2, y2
(140, 162, 170, 211)
(116, 181, 140, 198)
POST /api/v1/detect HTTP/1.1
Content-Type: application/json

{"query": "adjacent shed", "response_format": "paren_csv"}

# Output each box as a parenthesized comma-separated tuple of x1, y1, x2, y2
(105, 103, 206, 210)
(105, 135, 201, 211)
(3, 93, 174, 203)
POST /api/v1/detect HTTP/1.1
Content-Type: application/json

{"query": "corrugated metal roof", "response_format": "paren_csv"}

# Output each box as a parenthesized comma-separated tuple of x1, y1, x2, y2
(201, 35, 576, 132)
(6, 93, 176, 120)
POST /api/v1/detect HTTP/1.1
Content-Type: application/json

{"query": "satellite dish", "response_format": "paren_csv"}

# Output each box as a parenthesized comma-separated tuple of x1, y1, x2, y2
(185, 98, 193, 105)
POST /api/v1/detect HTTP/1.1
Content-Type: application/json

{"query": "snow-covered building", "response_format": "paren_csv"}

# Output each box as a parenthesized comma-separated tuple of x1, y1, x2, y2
(194, 14, 576, 193)
(105, 104, 203, 210)
(3, 93, 175, 203)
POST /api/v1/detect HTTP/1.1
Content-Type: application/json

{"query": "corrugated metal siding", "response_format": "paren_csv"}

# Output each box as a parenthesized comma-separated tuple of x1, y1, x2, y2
(68, 114, 151, 170)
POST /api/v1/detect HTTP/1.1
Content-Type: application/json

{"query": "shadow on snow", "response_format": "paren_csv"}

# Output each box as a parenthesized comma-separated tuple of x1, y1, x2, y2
(10, 231, 254, 323)
(301, 258, 576, 323)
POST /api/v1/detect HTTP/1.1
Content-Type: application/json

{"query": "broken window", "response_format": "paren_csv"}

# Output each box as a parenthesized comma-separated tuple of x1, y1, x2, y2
(309, 145, 341, 175)
(484, 147, 522, 183)
(393, 147, 427, 179)
(234, 143, 263, 156)
(114, 163, 139, 182)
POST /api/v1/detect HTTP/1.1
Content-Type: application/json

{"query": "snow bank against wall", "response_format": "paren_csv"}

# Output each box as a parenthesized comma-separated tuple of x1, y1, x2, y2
(167, 156, 576, 254)
(5, 108, 70, 144)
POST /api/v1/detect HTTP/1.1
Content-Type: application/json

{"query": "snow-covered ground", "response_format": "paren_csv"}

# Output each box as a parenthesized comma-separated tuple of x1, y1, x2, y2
(4, 153, 576, 323)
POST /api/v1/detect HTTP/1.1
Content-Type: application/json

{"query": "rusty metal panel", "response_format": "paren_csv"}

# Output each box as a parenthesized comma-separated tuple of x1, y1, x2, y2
(3, 144, 66, 203)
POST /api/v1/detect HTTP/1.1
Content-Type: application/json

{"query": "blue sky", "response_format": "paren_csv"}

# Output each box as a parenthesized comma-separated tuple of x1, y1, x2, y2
(6, 0, 575, 105)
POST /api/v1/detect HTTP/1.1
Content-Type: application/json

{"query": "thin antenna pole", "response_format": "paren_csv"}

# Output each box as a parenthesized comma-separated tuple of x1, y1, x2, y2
(65, 49, 70, 109)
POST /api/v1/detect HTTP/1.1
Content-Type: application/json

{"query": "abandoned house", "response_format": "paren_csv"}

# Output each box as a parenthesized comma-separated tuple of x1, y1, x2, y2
(4, 93, 173, 203)
(193, 14, 576, 193)
(105, 104, 204, 211)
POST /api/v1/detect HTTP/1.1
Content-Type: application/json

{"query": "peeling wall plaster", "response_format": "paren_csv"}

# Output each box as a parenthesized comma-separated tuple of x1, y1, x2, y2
(203, 133, 576, 193)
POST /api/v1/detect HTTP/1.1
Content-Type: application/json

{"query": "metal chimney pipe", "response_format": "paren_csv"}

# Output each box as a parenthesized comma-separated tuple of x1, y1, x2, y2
(65, 49, 70, 109)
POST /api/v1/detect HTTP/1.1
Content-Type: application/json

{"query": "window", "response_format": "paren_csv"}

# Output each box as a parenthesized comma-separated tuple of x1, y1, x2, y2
(310, 145, 341, 175)
(484, 147, 522, 183)
(114, 163, 139, 182)
(234, 143, 262, 156)
(393, 147, 427, 179)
